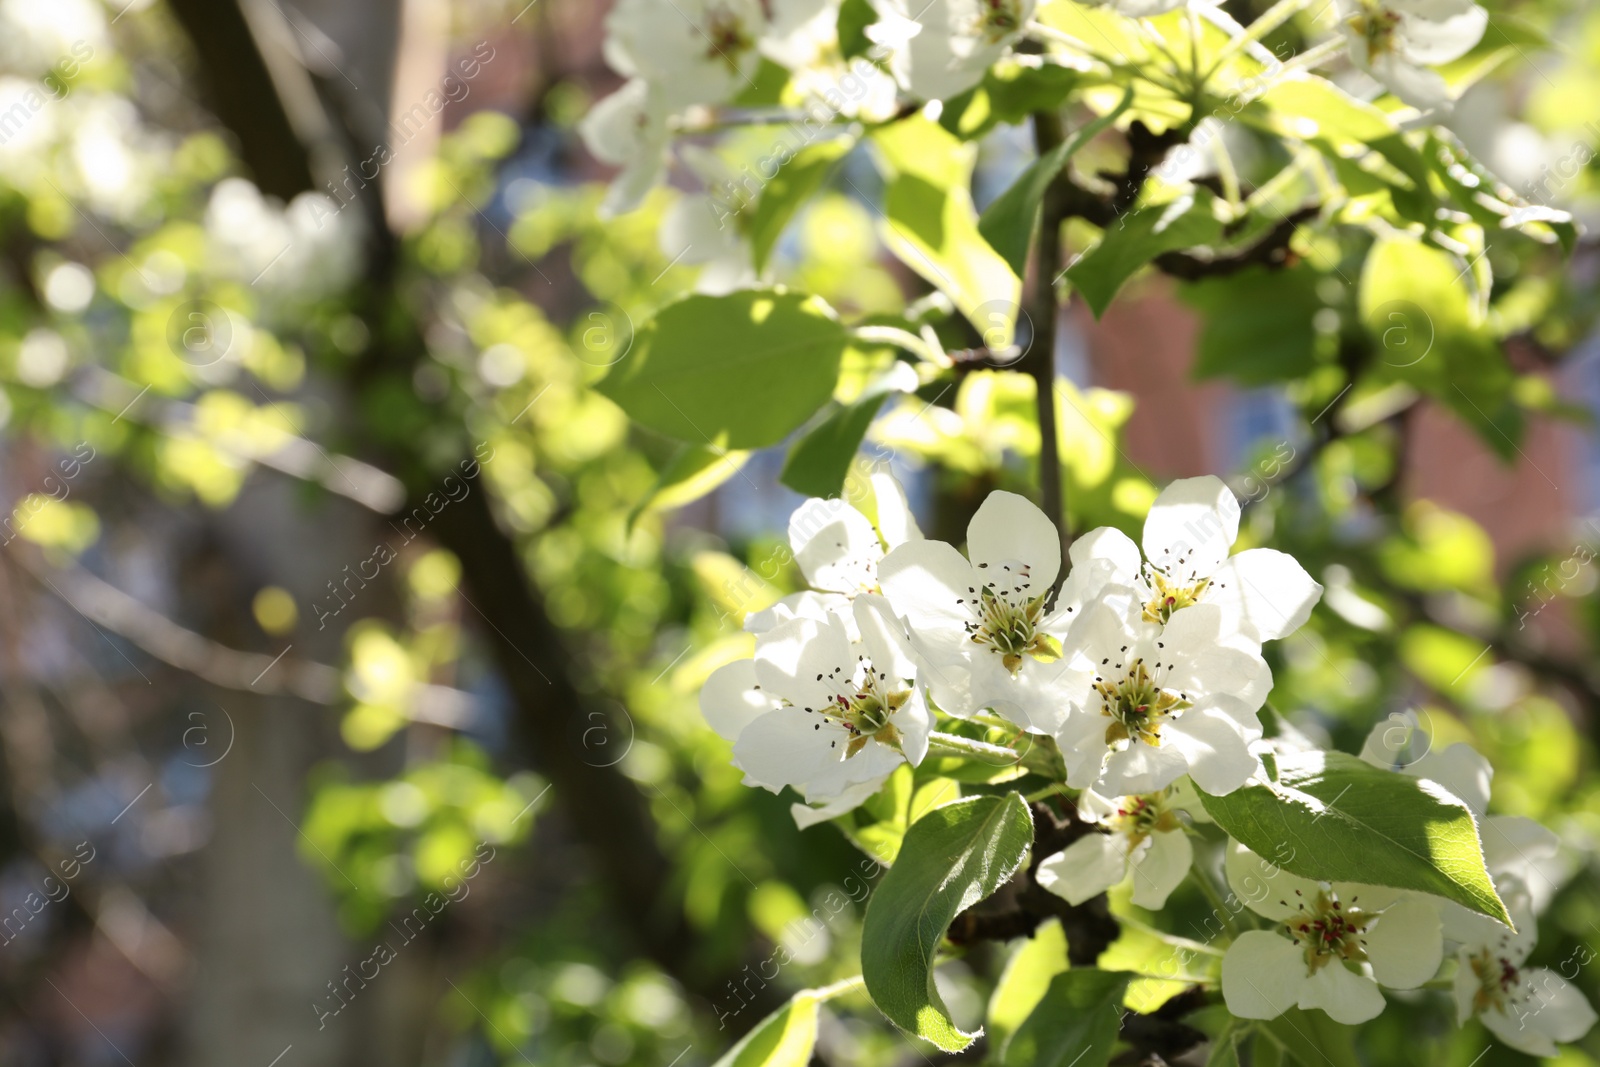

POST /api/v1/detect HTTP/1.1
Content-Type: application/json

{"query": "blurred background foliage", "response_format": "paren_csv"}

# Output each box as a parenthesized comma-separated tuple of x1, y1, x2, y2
(0, 0, 1598, 1064)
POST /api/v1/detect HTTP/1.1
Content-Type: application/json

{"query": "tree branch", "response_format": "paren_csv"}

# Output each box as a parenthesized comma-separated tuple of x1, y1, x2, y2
(1028, 111, 1071, 564)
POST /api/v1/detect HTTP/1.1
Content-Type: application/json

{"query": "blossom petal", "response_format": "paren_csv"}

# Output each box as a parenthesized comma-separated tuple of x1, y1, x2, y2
(754, 616, 852, 713)
(1129, 830, 1192, 909)
(855, 593, 919, 684)
(1069, 526, 1143, 586)
(1297, 963, 1386, 1024)
(1518, 968, 1599, 1044)
(1225, 844, 1319, 922)
(732, 709, 851, 794)
(1038, 834, 1129, 906)
(700, 658, 781, 742)
(744, 590, 852, 635)
(1142, 475, 1239, 585)
(871, 470, 923, 549)
(790, 498, 883, 594)
(791, 777, 888, 829)
(1222, 931, 1307, 1019)
(1163, 705, 1259, 795)
(1366, 897, 1443, 989)
(1396, 1, 1488, 64)
(878, 538, 979, 635)
(1367, 52, 1453, 108)
(1100, 741, 1190, 796)
(1160, 604, 1273, 711)
(1208, 548, 1322, 642)
(967, 490, 1062, 592)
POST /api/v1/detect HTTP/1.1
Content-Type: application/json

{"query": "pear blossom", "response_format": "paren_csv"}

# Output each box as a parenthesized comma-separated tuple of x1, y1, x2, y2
(1220, 845, 1444, 1024)
(869, 0, 1037, 102)
(578, 79, 673, 217)
(762, 0, 902, 120)
(878, 490, 1103, 733)
(1335, 0, 1488, 109)
(1069, 475, 1322, 648)
(1051, 592, 1271, 795)
(603, 0, 768, 109)
(700, 595, 930, 803)
(1036, 783, 1203, 909)
(1449, 890, 1598, 1056)
(746, 470, 924, 634)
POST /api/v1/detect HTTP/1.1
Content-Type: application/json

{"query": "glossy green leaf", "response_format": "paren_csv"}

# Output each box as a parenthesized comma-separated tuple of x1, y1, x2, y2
(940, 63, 1083, 142)
(1065, 190, 1225, 318)
(873, 117, 1022, 346)
(861, 792, 1033, 1050)
(598, 289, 847, 449)
(750, 138, 855, 273)
(979, 88, 1132, 277)
(1181, 266, 1324, 385)
(1197, 749, 1510, 924)
(779, 363, 912, 498)
(1002, 969, 1130, 1067)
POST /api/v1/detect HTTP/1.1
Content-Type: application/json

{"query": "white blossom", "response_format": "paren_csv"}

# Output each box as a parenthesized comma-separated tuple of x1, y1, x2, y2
(578, 79, 673, 218)
(603, 0, 768, 109)
(1336, 0, 1488, 109)
(869, 0, 1036, 102)
(1069, 475, 1322, 648)
(1220, 845, 1443, 1024)
(700, 595, 930, 803)
(878, 490, 1093, 733)
(747, 470, 924, 634)
(1036, 783, 1202, 909)
(1450, 891, 1598, 1057)
(1051, 591, 1271, 796)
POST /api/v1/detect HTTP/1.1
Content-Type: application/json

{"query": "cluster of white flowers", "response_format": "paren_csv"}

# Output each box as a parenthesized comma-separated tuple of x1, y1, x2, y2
(1216, 724, 1596, 1048)
(703, 474, 1318, 811)
(698, 477, 1597, 1051)
(581, 0, 1037, 216)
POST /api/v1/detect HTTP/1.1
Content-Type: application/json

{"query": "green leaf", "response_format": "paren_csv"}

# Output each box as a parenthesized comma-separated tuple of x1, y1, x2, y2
(837, 0, 877, 60)
(987, 918, 1070, 1058)
(1181, 266, 1324, 386)
(940, 63, 1083, 142)
(1065, 190, 1225, 318)
(712, 979, 863, 1067)
(978, 88, 1132, 277)
(861, 792, 1033, 1051)
(598, 289, 847, 449)
(629, 443, 749, 528)
(750, 138, 855, 273)
(779, 364, 912, 498)
(873, 117, 1022, 346)
(1002, 970, 1131, 1067)
(1260, 1007, 1361, 1067)
(1357, 233, 1521, 458)
(1197, 749, 1510, 925)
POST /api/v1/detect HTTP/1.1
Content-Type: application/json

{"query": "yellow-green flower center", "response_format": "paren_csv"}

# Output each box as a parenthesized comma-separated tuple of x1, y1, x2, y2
(1345, 4, 1404, 57)
(1142, 570, 1210, 625)
(1108, 794, 1180, 847)
(1283, 889, 1374, 973)
(967, 586, 1061, 675)
(1096, 661, 1190, 747)
(703, 6, 755, 71)
(1466, 946, 1522, 1016)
